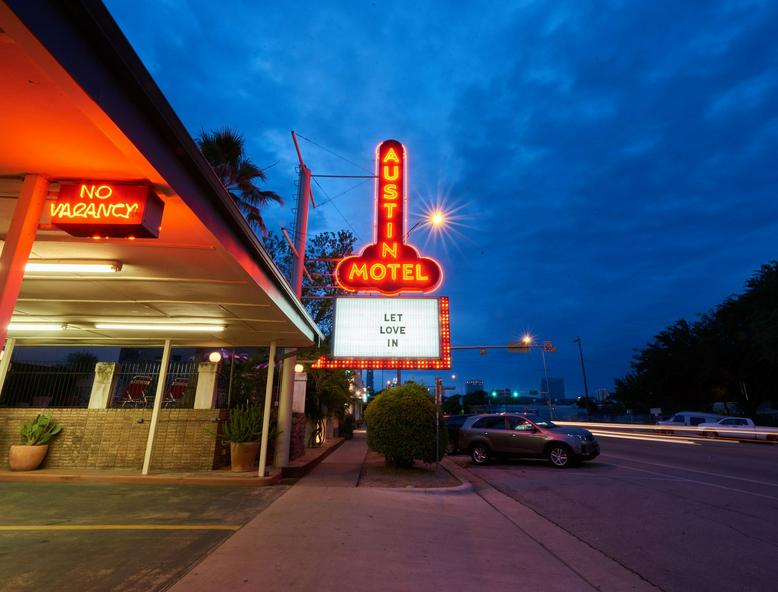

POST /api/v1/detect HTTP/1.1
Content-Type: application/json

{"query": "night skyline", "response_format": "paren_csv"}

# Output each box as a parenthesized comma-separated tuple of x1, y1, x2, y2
(105, 0, 778, 396)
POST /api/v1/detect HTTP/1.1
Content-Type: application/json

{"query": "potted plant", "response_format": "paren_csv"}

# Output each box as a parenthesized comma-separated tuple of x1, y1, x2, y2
(222, 402, 263, 472)
(8, 414, 62, 471)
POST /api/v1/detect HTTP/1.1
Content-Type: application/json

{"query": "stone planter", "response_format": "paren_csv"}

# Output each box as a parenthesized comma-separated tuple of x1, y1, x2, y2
(230, 441, 259, 472)
(9, 444, 49, 471)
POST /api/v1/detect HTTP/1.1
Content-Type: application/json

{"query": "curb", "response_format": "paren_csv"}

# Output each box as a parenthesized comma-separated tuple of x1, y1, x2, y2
(0, 469, 283, 487)
(442, 458, 661, 591)
(281, 437, 345, 479)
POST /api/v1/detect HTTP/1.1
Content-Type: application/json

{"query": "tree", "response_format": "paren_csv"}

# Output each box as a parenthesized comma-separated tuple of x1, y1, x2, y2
(614, 261, 778, 415)
(197, 127, 282, 237)
(264, 229, 358, 336)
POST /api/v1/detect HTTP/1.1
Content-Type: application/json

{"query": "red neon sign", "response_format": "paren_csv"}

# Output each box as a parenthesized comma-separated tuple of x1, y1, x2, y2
(50, 182, 164, 238)
(313, 297, 451, 370)
(334, 140, 443, 295)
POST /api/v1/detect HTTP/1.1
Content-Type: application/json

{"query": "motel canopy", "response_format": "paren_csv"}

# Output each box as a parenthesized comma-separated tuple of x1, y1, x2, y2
(0, 1, 323, 349)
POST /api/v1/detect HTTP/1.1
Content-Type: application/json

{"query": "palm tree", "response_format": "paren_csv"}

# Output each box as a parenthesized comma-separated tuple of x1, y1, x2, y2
(197, 127, 283, 237)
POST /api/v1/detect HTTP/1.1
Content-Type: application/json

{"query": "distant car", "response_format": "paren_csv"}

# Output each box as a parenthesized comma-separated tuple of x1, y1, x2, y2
(458, 413, 599, 468)
(657, 411, 724, 433)
(697, 417, 778, 441)
(444, 414, 473, 454)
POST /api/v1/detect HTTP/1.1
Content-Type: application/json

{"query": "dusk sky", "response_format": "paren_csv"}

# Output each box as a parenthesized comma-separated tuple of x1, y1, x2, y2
(104, 1, 778, 397)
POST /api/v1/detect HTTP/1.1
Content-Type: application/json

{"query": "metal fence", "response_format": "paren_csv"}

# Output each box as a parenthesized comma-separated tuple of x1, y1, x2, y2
(110, 361, 200, 409)
(0, 360, 96, 408)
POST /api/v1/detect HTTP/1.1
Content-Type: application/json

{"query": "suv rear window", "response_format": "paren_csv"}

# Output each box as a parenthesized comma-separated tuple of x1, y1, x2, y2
(690, 417, 707, 425)
(472, 416, 505, 429)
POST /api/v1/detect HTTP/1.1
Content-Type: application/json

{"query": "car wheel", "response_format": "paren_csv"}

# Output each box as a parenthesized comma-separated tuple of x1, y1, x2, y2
(471, 443, 491, 465)
(703, 430, 717, 438)
(547, 444, 573, 468)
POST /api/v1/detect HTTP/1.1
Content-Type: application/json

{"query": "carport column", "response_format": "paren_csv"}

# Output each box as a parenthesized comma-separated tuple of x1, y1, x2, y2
(258, 341, 277, 477)
(274, 354, 295, 467)
(0, 337, 16, 397)
(0, 175, 49, 344)
(142, 340, 172, 475)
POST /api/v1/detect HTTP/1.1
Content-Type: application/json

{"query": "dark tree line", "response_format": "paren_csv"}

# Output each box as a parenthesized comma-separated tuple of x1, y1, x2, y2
(615, 261, 778, 417)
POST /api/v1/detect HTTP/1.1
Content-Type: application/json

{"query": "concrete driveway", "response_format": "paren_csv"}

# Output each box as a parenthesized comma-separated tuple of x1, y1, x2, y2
(0, 482, 287, 592)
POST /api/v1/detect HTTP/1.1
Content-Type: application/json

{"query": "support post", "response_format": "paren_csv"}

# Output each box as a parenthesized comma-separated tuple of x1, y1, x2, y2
(193, 362, 219, 408)
(574, 337, 590, 399)
(88, 362, 119, 408)
(258, 341, 277, 477)
(274, 131, 312, 468)
(0, 175, 49, 344)
(142, 340, 172, 475)
(274, 356, 295, 467)
(0, 337, 17, 400)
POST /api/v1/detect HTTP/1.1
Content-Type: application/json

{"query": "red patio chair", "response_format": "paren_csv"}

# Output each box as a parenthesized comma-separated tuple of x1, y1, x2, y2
(163, 377, 189, 408)
(119, 375, 152, 408)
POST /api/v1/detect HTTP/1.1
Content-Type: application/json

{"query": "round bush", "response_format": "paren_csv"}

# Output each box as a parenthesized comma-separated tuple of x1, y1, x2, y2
(365, 383, 447, 467)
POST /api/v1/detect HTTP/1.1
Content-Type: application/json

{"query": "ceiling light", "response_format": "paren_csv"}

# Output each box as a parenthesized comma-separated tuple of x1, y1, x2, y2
(26, 260, 122, 273)
(7, 323, 65, 331)
(95, 323, 225, 332)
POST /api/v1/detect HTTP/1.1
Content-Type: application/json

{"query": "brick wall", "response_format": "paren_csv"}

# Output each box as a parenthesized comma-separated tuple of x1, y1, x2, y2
(0, 408, 225, 471)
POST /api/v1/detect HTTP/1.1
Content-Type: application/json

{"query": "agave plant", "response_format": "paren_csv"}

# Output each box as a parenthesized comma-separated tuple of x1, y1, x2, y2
(20, 415, 62, 445)
(221, 402, 263, 443)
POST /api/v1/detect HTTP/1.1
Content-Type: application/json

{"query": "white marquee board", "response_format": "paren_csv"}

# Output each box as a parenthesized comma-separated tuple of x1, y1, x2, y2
(332, 298, 441, 359)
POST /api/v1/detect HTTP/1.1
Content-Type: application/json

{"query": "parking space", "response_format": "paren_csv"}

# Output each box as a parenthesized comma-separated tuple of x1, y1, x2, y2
(0, 482, 287, 592)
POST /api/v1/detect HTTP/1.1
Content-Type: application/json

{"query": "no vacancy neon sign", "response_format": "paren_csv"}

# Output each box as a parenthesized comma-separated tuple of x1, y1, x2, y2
(334, 140, 443, 295)
(50, 182, 164, 238)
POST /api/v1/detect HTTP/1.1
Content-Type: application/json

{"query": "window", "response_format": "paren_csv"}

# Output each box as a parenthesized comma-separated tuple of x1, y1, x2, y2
(721, 419, 737, 425)
(473, 416, 506, 430)
(672, 415, 685, 423)
(690, 417, 707, 426)
(507, 416, 534, 431)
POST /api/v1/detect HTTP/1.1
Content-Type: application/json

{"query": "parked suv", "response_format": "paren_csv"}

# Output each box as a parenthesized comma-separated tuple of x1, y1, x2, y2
(458, 413, 599, 468)
(444, 414, 473, 454)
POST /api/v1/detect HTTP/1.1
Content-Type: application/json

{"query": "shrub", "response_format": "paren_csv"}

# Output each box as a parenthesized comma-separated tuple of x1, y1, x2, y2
(365, 383, 447, 467)
(20, 415, 62, 445)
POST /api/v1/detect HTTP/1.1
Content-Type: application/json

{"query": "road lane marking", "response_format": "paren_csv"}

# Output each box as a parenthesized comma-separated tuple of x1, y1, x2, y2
(0, 524, 241, 531)
(608, 463, 778, 501)
(590, 431, 698, 445)
(602, 454, 778, 488)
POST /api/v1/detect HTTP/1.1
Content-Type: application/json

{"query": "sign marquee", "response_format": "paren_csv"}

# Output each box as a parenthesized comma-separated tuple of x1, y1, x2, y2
(334, 140, 443, 295)
(50, 182, 164, 238)
(315, 139, 451, 370)
(314, 297, 451, 370)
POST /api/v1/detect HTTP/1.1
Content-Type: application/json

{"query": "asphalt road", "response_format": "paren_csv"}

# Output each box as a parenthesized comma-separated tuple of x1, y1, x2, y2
(0, 482, 287, 592)
(462, 434, 778, 592)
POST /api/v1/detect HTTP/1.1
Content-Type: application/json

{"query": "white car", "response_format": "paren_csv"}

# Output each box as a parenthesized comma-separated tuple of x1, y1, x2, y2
(697, 417, 778, 441)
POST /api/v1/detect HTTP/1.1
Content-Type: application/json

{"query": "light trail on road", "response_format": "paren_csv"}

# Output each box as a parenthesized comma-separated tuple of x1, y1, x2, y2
(590, 430, 698, 445)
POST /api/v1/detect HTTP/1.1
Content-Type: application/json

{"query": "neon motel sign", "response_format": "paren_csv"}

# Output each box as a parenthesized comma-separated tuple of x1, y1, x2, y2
(50, 182, 165, 238)
(334, 139, 443, 295)
(315, 140, 451, 370)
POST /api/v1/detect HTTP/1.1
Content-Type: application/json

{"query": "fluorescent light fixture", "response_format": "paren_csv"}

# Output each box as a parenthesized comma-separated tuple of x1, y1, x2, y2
(95, 323, 225, 332)
(8, 323, 65, 331)
(25, 260, 122, 273)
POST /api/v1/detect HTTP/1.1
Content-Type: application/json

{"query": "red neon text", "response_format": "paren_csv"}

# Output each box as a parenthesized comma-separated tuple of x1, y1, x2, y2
(334, 140, 443, 295)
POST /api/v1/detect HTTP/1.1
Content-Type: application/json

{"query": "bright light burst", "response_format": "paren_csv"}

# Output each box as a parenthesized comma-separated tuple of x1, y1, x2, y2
(409, 189, 474, 256)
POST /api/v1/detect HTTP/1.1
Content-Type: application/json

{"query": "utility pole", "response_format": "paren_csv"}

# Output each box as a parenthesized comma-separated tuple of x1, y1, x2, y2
(274, 131, 313, 468)
(574, 337, 590, 399)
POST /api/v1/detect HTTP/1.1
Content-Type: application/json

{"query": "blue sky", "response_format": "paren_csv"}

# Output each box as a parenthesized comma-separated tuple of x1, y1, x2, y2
(105, 0, 778, 397)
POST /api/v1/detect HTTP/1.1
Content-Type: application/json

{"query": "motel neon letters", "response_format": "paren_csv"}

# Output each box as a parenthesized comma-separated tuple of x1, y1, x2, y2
(50, 182, 165, 238)
(334, 140, 443, 295)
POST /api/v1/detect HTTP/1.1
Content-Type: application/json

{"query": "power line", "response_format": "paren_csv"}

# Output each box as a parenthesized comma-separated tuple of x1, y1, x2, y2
(316, 178, 372, 207)
(312, 177, 362, 242)
(295, 133, 373, 174)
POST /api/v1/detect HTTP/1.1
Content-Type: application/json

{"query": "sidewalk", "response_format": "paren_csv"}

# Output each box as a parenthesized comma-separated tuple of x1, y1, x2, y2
(169, 433, 657, 591)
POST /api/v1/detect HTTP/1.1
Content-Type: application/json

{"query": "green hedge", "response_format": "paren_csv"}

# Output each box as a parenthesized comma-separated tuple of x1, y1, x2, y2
(365, 383, 447, 467)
